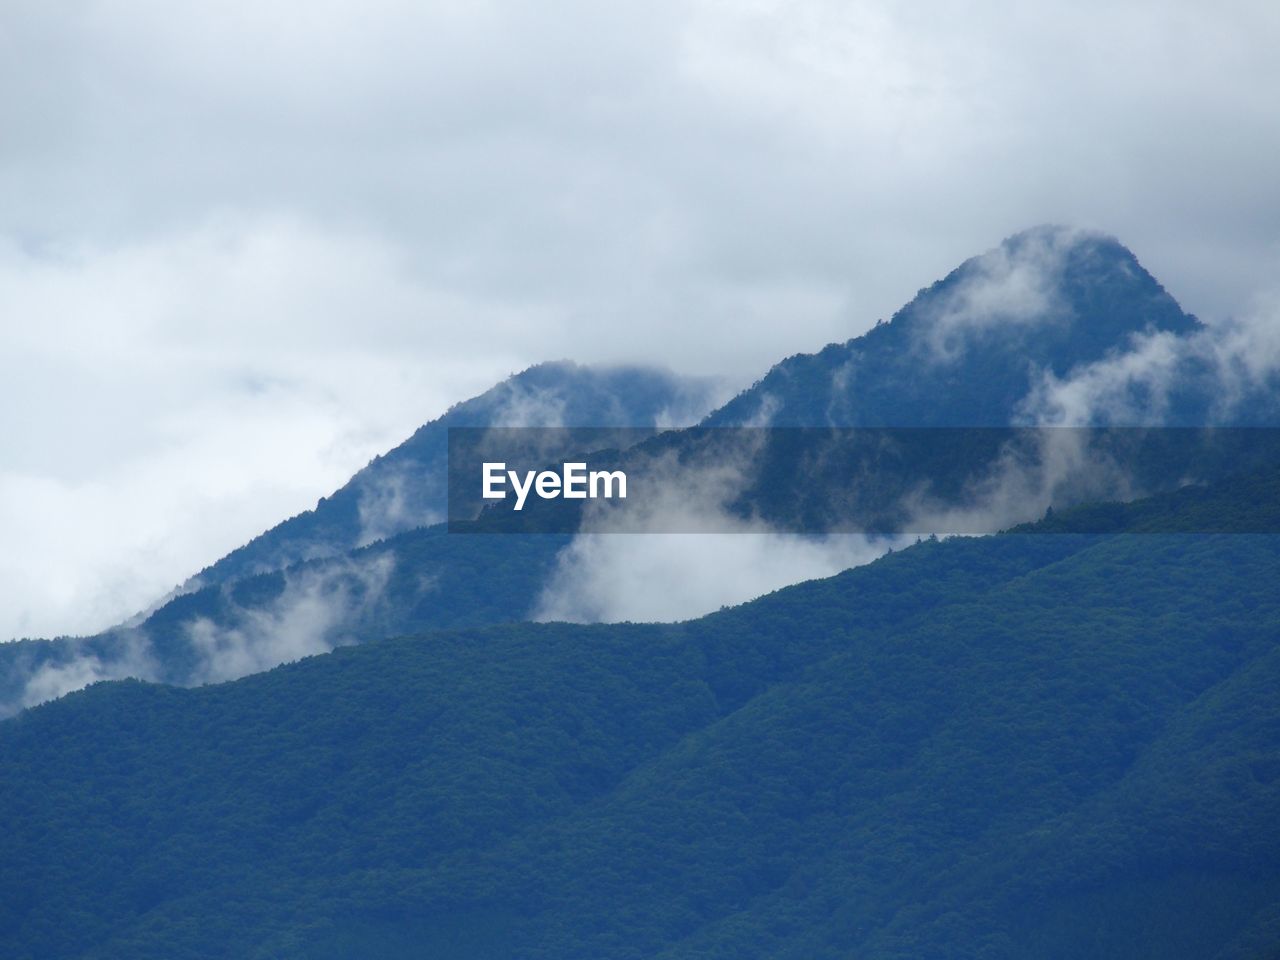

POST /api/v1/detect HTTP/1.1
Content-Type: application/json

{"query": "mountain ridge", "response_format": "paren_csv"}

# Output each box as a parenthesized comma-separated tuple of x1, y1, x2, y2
(184, 360, 721, 591)
(706, 225, 1201, 427)
(0, 226, 1254, 715)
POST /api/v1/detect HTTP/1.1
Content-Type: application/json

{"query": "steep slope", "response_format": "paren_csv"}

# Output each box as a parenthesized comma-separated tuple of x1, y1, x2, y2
(2, 471, 1279, 959)
(706, 226, 1200, 427)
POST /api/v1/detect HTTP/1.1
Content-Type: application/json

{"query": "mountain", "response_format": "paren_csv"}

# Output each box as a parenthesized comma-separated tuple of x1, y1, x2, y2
(0, 227, 1255, 715)
(185, 360, 720, 589)
(183, 227, 1215, 594)
(0, 363, 716, 713)
(707, 226, 1201, 427)
(2, 468, 1278, 959)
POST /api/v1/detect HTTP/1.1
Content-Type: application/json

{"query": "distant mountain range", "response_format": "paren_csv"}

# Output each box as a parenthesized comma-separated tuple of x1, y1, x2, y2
(2, 226, 1276, 715)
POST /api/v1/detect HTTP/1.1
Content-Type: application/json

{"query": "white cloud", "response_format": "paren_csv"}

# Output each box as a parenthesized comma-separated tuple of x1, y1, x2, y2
(535, 533, 891, 624)
(0, 219, 532, 641)
(917, 227, 1085, 361)
(2, 0, 1279, 638)
(1, 550, 396, 712)
(535, 437, 899, 621)
(184, 553, 395, 684)
(6, 632, 157, 713)
(1021, 293, 1280, 426)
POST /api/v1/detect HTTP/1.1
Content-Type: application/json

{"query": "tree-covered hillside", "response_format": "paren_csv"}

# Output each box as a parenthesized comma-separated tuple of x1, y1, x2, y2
(3, 471, 1278, 959)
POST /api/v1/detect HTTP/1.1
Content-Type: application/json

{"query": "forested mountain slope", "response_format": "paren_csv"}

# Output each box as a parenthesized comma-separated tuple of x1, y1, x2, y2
(3, 469, 1278, 959)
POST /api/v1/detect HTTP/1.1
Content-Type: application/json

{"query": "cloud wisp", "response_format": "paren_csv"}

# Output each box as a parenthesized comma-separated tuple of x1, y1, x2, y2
(1, 631, 158, 715)
(183, 554, 396, 685)
(1, 551, 397, 713)
(1021, 294, 1280, 426)
(915, 226, 1084, 362)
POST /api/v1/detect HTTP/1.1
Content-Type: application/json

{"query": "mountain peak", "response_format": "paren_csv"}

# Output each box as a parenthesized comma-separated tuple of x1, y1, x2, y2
(891, 225, 1196, 353)
(707, 226, 1200, 427)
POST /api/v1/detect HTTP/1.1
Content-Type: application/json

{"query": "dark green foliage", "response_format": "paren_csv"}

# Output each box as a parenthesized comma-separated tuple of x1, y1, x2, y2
(1015, 464, 1280, 534)
(0, 529, 571, 709)
(143, 528, 573, 682)
(3, 474, 1279, 958)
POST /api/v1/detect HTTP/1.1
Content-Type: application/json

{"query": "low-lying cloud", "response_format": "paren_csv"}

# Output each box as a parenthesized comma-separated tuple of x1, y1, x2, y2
(536, 533, 893, 624)
(1022, 293, 1280, 426)
(184, 554, 396, 685)
(534, 435, 900, 621)
(1, 552, 396, 714)
(2, 632, 158, 715)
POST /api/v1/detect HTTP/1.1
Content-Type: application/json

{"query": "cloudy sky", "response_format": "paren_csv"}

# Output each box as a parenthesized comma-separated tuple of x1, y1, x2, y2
(2, 0, 1278, 641)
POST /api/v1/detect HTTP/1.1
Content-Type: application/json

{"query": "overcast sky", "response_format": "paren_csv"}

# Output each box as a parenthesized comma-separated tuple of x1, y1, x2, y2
(2, 0, 1278, 640)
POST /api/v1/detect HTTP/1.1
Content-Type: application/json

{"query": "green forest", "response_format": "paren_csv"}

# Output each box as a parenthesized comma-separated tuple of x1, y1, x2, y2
(3, 470, 1279, 958)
